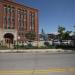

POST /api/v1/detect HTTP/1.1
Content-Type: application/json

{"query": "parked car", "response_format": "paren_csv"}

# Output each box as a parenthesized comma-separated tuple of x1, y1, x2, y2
(53, 40, 60, 45)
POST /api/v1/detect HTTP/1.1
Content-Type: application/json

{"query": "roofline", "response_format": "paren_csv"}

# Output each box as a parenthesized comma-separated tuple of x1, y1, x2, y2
(1, 0, 38, 11)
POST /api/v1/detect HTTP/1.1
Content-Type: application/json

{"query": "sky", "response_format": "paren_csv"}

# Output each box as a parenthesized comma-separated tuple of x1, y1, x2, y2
(16, 0, 75, 34)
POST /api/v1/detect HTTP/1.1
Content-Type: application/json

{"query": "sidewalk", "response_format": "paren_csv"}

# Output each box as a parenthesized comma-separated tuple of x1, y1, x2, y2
(0, 49, 74, 53)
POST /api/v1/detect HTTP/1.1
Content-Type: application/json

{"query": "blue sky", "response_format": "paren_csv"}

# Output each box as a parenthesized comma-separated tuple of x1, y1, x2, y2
(16, 0, 75, 34)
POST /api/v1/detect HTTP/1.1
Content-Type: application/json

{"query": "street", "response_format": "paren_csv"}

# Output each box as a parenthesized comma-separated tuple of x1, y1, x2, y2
(0, 52, 75, 75)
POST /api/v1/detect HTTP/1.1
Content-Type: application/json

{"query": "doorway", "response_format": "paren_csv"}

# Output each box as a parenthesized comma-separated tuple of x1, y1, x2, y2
(4, 33, 14, 47)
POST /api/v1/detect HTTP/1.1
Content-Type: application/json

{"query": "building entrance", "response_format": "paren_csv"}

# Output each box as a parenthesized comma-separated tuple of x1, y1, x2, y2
(4, 33, 14, 45)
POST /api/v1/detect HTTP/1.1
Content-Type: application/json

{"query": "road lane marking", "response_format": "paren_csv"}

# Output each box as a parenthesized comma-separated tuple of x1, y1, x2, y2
(69, 68, 75, 72)
(0, 70, 33, 74)
(48, 68, 75, 72)
(48, 68, 67, 72)
(0, 68, 75, 74)
(0, 70, 49, 74)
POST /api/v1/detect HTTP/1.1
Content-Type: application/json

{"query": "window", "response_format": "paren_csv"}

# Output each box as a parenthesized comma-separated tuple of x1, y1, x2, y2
(21, 14, 24, 27)
(18, 32, 20, 36)
(7, 16, 11, 29)
(11, 7, 15, 29)
(18, 9, 21, 29)
(8, 6, 11, 14)
(17, 9, 21, 14)
(24, 10, 27, 30)
(18, 9, 25, 30)
(21, 32, 23, 36)
(32, 14, 35, 30)
(11, 7, 15, 12)
(11, 7, 15, 17)
(18, 32, 24, 36)
(29, 12, 35, 31)
(4, 16, 7, 29)
(4, 6, 7, 14)
(29, 12, 32, 30)
(12, 18, 15, 29)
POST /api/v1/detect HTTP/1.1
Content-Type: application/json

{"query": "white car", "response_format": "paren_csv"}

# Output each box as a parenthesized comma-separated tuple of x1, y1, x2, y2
(53, 40, 60, 45)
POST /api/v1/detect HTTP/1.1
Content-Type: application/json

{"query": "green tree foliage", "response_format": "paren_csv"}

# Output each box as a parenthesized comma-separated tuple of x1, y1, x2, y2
(73, 25, 75, 35)
(58, 26, 65, 40)
(63, 31, 72, 40)
(25, 31, 36, 42)
(57, 26, 72, 44)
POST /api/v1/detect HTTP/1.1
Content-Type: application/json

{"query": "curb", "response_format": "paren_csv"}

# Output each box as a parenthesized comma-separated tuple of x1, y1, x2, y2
(0, 49, 74, 53)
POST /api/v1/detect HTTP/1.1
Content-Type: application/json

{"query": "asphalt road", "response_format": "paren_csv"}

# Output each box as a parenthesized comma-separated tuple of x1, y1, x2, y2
(0, 53, 75, 75)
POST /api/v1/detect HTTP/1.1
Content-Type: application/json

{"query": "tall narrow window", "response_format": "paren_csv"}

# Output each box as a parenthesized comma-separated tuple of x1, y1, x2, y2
(18, 9, 21, 30)
(4, 6, 7, 15)
(12, 18, 15, 29)
(4, 6, 7, 29)
(7, 16, 11, 29)
(29, 12, 32, 31)
(4, 16, 7, 29)
(11, 7, 15, 29)
(8, 6, 11, 12)
(29, 12, 35, 31)
(32, 14, 35, 30)
(21, 10, 24, 27)
(24, 10, 27, 30)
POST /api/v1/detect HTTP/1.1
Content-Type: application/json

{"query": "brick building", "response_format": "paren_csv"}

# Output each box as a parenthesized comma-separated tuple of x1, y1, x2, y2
(0, 0, 38, 47)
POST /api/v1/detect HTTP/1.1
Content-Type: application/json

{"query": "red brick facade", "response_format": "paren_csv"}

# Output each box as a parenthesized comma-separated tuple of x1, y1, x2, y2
(0, 0, 39, 44)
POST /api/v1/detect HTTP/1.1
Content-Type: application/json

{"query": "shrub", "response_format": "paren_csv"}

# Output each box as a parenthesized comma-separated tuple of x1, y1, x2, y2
(44, 42, 50, 47)
(0, 45, 8, 50)
(55, 45, 75, 50)
(48, 45, 55, 49)
(44, 41, 55, 49)
(14, 43, 38, 49)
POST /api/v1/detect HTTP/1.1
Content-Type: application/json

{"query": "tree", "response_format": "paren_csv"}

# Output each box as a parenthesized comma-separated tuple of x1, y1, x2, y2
(64, 31, 71, 40)
(64, 31, 72, 45)
(73, 25, 75, 35)
(58, 26, 65, 34)
(57, 26, 71, 45)
(58, 26, 65, 43)
(72, 25, 75, 46)
(25, 31, 36, 42)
